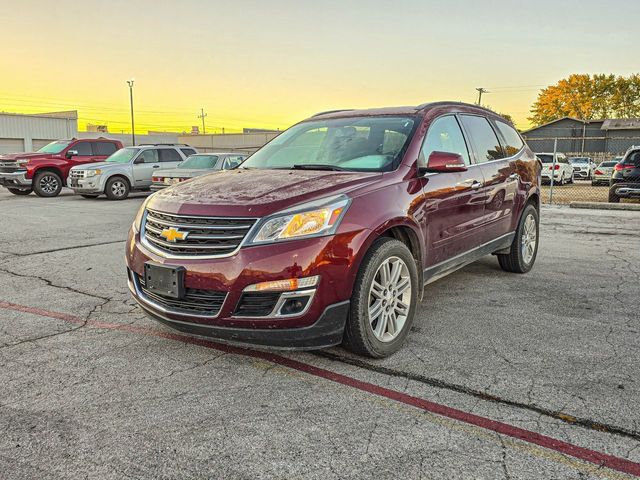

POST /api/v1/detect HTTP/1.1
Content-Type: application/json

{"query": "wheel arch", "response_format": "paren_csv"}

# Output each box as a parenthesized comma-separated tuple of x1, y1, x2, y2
(33, 166, 64, 184)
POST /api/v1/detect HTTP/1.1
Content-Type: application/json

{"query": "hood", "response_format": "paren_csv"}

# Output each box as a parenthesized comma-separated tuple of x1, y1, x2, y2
(148, 168, 381, 217)
(70, 161, 112, 170)
(0, 152, 54, 161)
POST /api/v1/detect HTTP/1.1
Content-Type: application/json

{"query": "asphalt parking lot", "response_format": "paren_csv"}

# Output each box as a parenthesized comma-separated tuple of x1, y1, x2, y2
(1, 189, 639, 479)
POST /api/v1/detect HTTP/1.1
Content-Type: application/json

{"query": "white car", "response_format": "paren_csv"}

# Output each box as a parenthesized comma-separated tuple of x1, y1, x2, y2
(536, 152, 574, 185)
(569, 156, 596, 179)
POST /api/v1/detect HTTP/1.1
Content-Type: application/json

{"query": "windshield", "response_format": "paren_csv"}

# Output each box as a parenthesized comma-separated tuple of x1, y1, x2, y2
(179, 155, 219, 169)
(37, 141, 71, 154)
(106, 148, 139, 163)
(600, 161, 617, 167)
(570, 157, 589, 164)
(537, 154, 554, 163)
(241, 116, 417, 172)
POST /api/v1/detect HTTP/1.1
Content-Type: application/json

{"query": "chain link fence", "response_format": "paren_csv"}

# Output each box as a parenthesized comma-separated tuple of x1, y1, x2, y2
(522, 135, 640, 204)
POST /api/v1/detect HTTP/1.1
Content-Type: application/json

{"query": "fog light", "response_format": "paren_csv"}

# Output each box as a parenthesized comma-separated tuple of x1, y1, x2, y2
(279, 296, 310, 315)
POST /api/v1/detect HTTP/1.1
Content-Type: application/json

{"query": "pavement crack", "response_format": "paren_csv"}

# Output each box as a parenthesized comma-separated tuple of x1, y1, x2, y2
(313, 350, 640, 442)
(0, 265, 110, 301)
(10, 239, 126, 257)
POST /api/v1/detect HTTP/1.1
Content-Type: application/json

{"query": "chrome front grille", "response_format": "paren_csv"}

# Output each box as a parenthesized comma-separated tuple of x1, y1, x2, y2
(143, 209, 257, 257)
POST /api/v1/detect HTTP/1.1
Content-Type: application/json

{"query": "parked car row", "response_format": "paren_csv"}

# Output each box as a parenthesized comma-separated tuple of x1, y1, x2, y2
(535, 152, 632, 190)
(0, 138, 247, 199)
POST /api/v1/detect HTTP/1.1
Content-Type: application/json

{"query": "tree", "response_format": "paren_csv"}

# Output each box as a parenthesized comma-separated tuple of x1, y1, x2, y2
(529, 74, 640, 126)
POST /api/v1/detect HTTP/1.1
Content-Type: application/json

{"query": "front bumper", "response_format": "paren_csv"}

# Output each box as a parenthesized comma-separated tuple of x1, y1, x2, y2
(126, 226, 372, 349)
(573, 169, 590, 178)
(67, 175, 105, 194)
(0, 171, 32, 190)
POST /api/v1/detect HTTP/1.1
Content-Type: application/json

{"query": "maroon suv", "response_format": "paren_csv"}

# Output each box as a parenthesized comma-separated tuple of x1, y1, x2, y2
(0, 137, 123, 197)
(126, 102, 541, 357)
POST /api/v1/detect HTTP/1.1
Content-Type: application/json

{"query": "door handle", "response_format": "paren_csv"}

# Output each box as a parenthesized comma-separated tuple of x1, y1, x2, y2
(463, 179, 483, 190)
(152, 165, 160, 168)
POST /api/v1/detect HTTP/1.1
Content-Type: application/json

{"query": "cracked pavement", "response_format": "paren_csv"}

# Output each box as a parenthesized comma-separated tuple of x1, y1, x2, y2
(0, 189, 639, 479)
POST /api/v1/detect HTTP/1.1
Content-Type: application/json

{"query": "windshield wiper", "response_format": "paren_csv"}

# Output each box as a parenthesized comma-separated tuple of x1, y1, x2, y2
(292, 164, 349, 171)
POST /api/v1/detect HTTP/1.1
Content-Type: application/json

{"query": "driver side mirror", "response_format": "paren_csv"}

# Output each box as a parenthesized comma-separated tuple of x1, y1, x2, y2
(66, 150, 79, 159)
(421, 151, 468, 174)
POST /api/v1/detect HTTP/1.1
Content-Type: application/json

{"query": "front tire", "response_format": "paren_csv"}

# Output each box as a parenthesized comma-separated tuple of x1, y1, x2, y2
(343, 238, 419, 358)
(497, 204, 539, 274)
(105, 177, 130, 200)
(33, 171, 62, 197)
(7, 188, 32, 195)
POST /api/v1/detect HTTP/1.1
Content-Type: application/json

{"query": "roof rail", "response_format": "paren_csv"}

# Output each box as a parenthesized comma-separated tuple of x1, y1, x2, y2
(416, 101, 499, 116)
(311, 109, 355, 117)
(138, 143, 191, 147)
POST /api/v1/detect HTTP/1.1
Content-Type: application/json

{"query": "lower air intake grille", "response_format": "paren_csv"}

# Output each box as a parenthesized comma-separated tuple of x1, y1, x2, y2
(137, 274, 226, 316)
(234, 292, 282, 317)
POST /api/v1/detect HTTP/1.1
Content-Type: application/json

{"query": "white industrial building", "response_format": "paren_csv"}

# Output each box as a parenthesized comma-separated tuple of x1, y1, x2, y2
(0, 111, 78, 153)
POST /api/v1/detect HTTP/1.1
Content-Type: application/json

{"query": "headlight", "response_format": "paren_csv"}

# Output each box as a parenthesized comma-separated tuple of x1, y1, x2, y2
(132, 195, 153, 233)
(16, 159, 29, 167)
(85, 169, 102, 177)
(248, 195, 350, 245)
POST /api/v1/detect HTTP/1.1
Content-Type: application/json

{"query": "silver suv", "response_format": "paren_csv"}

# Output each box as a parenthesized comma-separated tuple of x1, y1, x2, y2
(67, 144, 197, 200)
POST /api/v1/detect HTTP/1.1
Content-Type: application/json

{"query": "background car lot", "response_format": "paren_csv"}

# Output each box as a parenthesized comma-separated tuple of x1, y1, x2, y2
(1, 189, 639, 479)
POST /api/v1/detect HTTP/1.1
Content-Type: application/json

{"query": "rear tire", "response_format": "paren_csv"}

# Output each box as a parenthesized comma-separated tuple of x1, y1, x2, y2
(7, 188, 32, 195)
(497, 204, 539, 274)
(343, 238, 419, 358)
(105, 176, 130, 200)
(33, 171, 62, 197)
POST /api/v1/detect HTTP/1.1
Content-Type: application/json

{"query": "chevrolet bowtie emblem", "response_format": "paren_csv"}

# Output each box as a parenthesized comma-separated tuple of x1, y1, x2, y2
(160, 227, 189, 242)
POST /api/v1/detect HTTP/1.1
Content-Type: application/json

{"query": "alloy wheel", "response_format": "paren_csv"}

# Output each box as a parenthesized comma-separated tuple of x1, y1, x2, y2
(39, 175, 59, 194)
(367, 256, 412, 342)
(521, 213, 537, 265)
(111, 180, 127, 198)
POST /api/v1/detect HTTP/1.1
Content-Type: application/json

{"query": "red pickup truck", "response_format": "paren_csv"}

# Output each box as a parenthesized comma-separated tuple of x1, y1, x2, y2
(0, 137, 123, 197)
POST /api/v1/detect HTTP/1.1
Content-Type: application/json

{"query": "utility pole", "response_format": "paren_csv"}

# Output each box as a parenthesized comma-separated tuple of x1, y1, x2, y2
(198, 108, 207, 134)
(127, 79, 135, 146)
(475, 87, 489, 105)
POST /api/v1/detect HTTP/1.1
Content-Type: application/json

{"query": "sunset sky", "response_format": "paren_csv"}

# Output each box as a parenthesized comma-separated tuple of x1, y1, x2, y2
(1, 0, 637, 133)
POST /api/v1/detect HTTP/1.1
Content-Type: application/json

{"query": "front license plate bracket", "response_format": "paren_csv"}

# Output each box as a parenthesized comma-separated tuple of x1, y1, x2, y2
(144, 262, 185, 299)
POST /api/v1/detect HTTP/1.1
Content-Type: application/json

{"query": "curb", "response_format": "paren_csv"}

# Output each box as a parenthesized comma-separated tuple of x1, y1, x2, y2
(569, 202, 640, 211)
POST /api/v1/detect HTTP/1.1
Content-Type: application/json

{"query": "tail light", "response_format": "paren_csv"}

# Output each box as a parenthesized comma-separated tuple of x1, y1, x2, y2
(152, 176, 162, 182)
(614, 163, 635, 171)
(594, 169, 603, 175)
(552, 164, 560, 170)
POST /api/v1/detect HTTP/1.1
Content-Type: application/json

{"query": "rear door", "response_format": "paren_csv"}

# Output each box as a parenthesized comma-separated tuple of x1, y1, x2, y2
(459, 115, 519, 243)
(158, 148, 184, 170)
(420, 115, 486, 266)
(132, 149, 160, 187)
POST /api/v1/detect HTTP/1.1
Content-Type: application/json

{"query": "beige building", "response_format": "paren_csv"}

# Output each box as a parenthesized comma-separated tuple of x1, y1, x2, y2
(178, 131, 280, 154)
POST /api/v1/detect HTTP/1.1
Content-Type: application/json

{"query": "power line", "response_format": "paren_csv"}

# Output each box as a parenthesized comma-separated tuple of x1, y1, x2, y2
(475, 87, 489, 105)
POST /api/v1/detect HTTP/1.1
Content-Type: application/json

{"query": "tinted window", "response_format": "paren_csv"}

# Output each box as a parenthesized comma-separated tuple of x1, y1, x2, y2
(222, 155, 245, 169)
(601, 161, 617, 167)
(180, 148, 197, 157)
(624, 151, 640, 167)
(138, 149, 159, 164)
(159, 149, 182, 162)
(93, 142, 118, 156)
(420, 115, 470, 166)
(460, 115, 505, 163)
(537, 154, 553, 163)
(495, 121, 524, 156)
(72, 142, 93, 156)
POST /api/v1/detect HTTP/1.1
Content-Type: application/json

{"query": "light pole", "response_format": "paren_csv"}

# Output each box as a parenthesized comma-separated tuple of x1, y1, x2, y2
(127, 79, 135, 146)
(198, 108, 207, 134)
(475, 87, 489, 105)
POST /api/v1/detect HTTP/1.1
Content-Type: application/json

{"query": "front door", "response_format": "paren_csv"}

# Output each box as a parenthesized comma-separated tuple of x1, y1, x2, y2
(132, 149, 160, 187)
(419, 115, 487, 267)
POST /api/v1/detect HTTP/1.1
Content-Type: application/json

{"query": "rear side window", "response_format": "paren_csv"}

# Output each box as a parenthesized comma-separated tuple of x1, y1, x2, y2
(93, 142, 118, 156)
(420, 116, 470, 166)
(180, 148, 197, 157)
(459, 115, 505, 163)
(159, 149, 182, 162)
(494, 121, 524, 156)
(71, 142, 93, 156)
(624, 151, 640, 166)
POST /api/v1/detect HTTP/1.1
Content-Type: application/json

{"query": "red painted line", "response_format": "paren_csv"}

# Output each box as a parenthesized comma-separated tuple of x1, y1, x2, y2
(3, 299, 640, 477)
